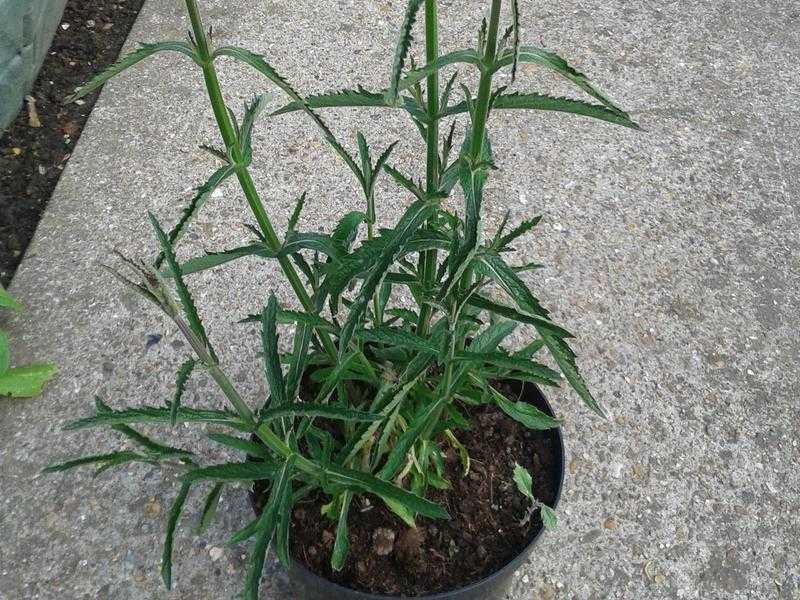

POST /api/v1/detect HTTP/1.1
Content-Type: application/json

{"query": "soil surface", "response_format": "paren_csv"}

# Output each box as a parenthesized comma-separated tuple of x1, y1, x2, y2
(0, 0, 145, 286)
(253, 381, 562, 597)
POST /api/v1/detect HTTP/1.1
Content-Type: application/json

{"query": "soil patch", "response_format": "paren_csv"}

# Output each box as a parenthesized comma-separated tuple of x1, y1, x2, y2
(253, 381, 562, 596)
(0, 0, 145, 286)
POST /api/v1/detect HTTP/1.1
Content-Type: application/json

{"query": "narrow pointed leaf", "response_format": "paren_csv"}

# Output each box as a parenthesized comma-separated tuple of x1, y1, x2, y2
(171, 358, 196, 426)
(386, 0, 423, 105)
(259, 403, 383, 423)
(43, 451, 147, 474)
(207, 433, 270, 458)
(64, 405, 242, 430)
(261, 295, 286, 408)
(331, 491, 352, 571)
(183, 461, 278, 484)
(491, 386, 561, 430)
(161, 480, 192, 590)
(66, 42, 200, 102)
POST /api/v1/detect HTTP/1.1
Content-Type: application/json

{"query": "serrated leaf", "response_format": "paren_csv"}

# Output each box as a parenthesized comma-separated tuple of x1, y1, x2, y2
(383, 164, 425, 200)
(161, 480, 192, 590)
(398, 49, 482, 92)
(154, 167, 236, 270)
(66, 42, 200, 102)
(332, 211, 367, 250)
(42, 450, 149, 474)
(494, 45, 630, 116)
(149, 213, 214, 356)
(244, 455, 296, 598)
(240, 308, 338, 332)
(0, 363, 58, 398)
(325, 463, 448, 520)
(542, 333, 606, 417)
(513, 462, 534, 499)
(171, 358, 196, 426)
(259, 403, 383, 423)
(287, 192, 307, 231)
(454, 350, 560, 384)
(355, 326, 438, 353)
(63, 405, 243, 431)
(183, 461, 278, 484)
(386, 0, 423, 106)
(261, 295, 286, 409)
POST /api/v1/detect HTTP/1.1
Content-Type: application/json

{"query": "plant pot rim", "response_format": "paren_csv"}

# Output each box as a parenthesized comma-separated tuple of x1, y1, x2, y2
(252, 381, 566, 599)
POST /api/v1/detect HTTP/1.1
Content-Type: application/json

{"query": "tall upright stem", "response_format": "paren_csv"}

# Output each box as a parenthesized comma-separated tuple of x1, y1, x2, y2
(184, 0, 337, 359)
(470, 0, 502, 161)
(416, 0, 440, 336)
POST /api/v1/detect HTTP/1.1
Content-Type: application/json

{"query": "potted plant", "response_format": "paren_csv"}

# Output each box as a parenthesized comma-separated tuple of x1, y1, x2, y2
(45, 0, 638, 598)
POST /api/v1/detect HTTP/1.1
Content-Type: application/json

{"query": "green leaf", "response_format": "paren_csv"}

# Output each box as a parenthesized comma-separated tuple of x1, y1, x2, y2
(378, 396, 446, 481)
(64, 405, 242, 431)
(183, 461, 278, 484)
(0, 363, 58, 398)
(542, 332, 606, 417)
(171, 358, 195, 426)
(466, 294, 566, 337)
(283, 231, 346, 261)
(331, 491, 352, 571)
(154, 165, 235, 269)
(398, 49, 482, 92)
(161, 480, 192, 590)
(494, 45, 630, 116)
(454, 351, 561, 385)
(494, 215, 542, 250)
(540, 504, 557, 529)
(491, 386, 561, 430)
(239, 94, 269, 158)
(226, 517, 261, 546)
(287, 192, 307, 231)
(513, 462, 534, 499)
(259, 403, 382, 423)
(66, 42, 200, 102)
(355, 326, 438, 353)
(325, 463, 448, 520)
(0, 287, 22, 311)
(244, 455, 296, 598)
(383, 164, 425, 200)
(196, 483, 224, 534)
(284, 322, 313, 405)
(332, 211, 367, 251)
(0, 331, 9, 374)
(386, 0, 423, 106)
(174, 243, 271, 277)
(261, 295, 287, 409)
(149, 213, 214, 356)
(207, 432, 270, 458)
(338, 200, 436, 356)
(42, 451, 149, 474)
(445, 92, 639, 129)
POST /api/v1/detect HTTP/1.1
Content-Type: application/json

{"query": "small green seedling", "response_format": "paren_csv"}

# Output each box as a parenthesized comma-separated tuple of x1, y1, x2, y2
(513, 462, 557, 529)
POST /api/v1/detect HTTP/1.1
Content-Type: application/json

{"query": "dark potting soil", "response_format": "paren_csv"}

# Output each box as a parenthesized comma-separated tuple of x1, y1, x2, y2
(0, 0, 145, 287)
(253, 381, 561, 597)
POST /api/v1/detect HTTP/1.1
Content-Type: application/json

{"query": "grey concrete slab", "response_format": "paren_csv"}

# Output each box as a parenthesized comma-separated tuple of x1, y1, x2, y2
(1, 0, 798, 599)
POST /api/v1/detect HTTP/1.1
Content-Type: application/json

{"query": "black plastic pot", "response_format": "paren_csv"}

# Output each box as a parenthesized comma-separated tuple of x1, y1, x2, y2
(253, 381, 565, 600)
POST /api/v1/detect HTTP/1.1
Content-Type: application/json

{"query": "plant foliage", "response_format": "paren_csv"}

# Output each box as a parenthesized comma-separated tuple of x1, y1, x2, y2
(48, 0, 637, 596)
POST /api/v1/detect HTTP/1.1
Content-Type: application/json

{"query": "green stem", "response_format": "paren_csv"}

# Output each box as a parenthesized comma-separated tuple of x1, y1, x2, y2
(184, 0, 337, 360)
(470, 0, 502, 162)
(416, 0, 440, 336)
